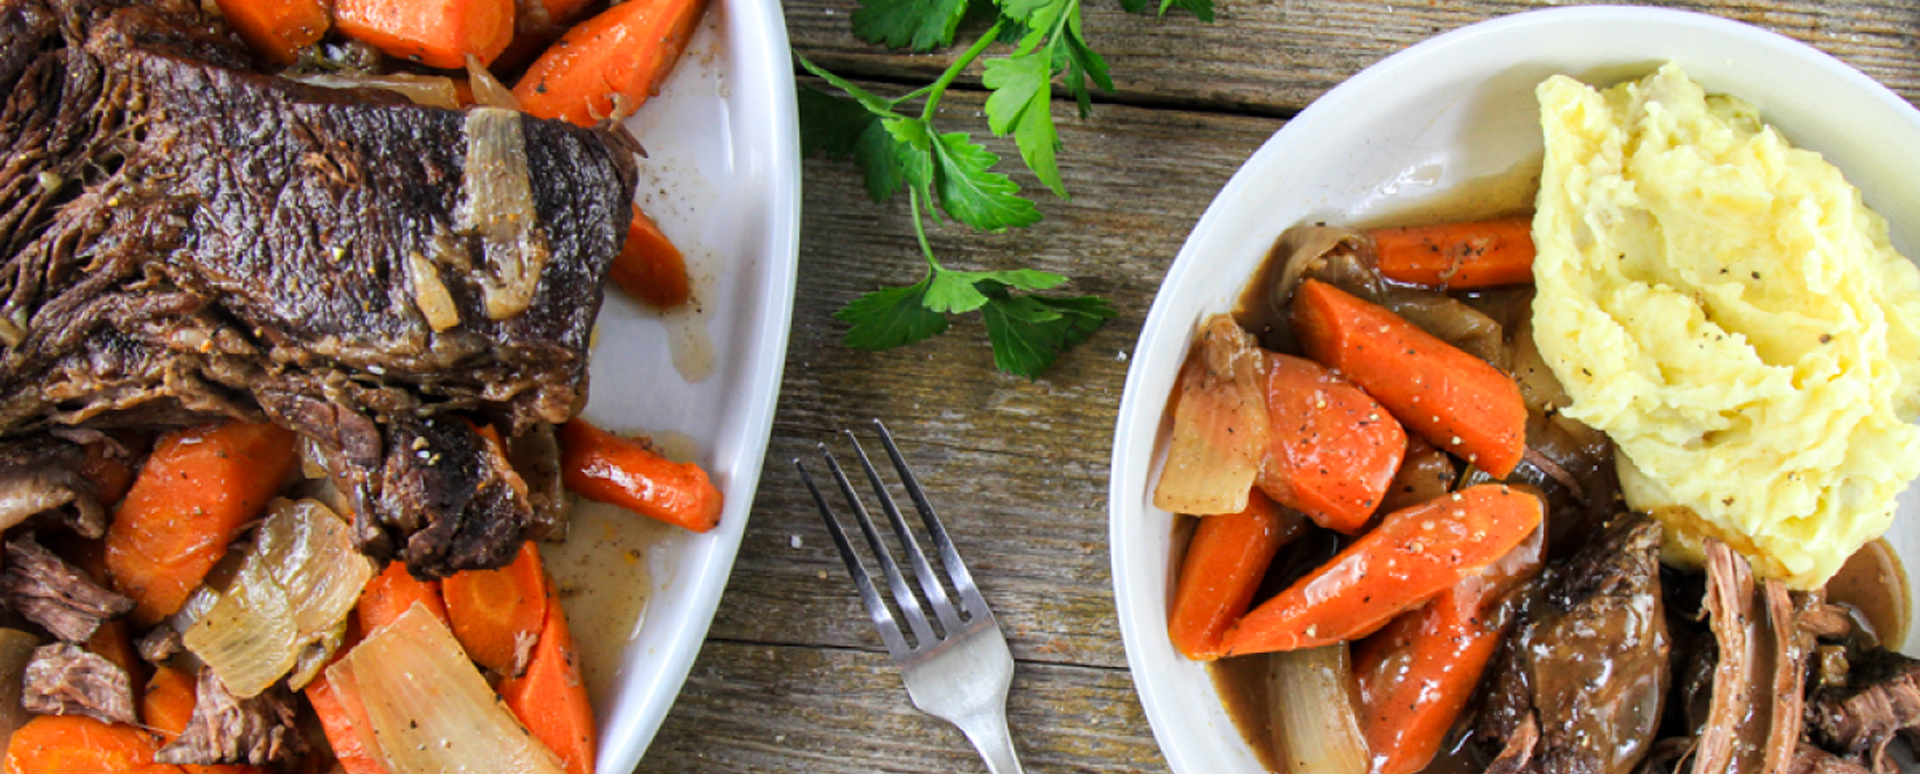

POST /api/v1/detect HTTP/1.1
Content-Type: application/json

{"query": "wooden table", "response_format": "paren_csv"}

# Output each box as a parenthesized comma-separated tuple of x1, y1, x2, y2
(639, 2, 1920, 771)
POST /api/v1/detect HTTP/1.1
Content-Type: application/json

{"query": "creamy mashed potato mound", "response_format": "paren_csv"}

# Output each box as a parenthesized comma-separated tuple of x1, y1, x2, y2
(1531, 63, 1920, 589)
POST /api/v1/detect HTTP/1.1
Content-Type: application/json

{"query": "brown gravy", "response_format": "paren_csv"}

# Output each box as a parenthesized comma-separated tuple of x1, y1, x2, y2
(1824, 537, 1910, 649)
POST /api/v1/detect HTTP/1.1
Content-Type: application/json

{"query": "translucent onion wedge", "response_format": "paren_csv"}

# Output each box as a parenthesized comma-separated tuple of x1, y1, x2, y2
(184, 499, 375, 697)
(1269, 644, 1370, 774)
(465, 54, 522, 111)
(328, 604, 567, 774)
(457, 107, 551, 321)
(1152, 315, 1271, 515)
(284, 73, 463, 109)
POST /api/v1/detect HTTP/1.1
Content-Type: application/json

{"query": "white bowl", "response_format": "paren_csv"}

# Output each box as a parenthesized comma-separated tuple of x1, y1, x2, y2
(1107, 7, 1920, 774)
(547, 0, 800, 769)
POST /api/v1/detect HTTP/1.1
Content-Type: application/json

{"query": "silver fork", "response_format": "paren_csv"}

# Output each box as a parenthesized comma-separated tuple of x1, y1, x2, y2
(796, 420, 1026, 774)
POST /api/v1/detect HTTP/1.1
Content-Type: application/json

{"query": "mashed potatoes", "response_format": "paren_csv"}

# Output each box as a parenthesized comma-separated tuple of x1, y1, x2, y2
(1530, 63, 1920, 589)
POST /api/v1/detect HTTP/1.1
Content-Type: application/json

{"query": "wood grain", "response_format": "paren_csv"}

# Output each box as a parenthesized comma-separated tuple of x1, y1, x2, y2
(640, 642, 1164, 773)
(785, 0, 1920, 114)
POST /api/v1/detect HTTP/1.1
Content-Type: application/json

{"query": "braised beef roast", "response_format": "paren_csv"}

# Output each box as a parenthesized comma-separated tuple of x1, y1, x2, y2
(1476, 514, 1672, 774)
(0, 0, 635, 576)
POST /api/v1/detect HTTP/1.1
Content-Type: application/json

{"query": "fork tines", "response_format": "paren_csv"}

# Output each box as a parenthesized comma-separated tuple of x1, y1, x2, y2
(796, 420, 991, 656)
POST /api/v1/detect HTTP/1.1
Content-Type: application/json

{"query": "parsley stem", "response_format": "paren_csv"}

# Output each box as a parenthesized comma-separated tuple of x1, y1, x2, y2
(920, 21, 1004, 121)
(908, 187, 942, 271)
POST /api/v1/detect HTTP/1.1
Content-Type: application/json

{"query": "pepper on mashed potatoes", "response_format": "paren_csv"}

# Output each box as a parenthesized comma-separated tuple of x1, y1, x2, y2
(1530, 63, 1920, 589)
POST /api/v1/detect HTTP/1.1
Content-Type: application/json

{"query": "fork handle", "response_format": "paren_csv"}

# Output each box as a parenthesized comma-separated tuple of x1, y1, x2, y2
(955, 712, 1025, 774)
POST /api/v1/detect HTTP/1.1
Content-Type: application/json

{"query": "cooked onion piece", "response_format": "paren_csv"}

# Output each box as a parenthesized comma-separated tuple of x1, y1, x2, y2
(458, 107, 553, 321)
(328, 604, 567, 774)
(1269, 644, 1370, 774)
(184, 499, 375, 697)
(1153, 315, 1271, 515)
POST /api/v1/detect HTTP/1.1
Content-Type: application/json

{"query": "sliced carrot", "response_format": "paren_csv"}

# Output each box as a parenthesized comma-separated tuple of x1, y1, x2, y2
(2, 714, 185, 774)
(558, 419, 720, 532)
(608, 204, 691, 309)
(1257, 352, 1406, 534)
(444, 541, 549, 676)
(511, 0, 710, 126)
(304, 675, 387, 774)
(212, 0, 329, 65)
(1370, 216, 1535, 289)
(499, 575, 594, 774)
(142, 667, 264, 774)
(1291, 279, 1527, 477)
(1168, 489, 1307, 660)
(1353, 525, 1544, 774)
(1217, 484, 1543, 656)
(106, 421, 300, 626)
(334, 0, 514, 69)
(357, 561, 449, 635)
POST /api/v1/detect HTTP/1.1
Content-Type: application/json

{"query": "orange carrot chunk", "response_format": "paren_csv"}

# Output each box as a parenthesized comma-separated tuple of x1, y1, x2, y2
(558, 419, 721, 533)
(1217, 484, 1543, 656)
(1353, 525, 1544, 774)
(511, 0, 710, 126)
(106, 421, 300, 626)
(3, 714, 185, 774)
(1168, 489, 1307, 660)
(357, 561, 450, 635)
(304, 675, 388, 774)
(1370, 216, 1535, 289)
(1258, 352, 1406, 534)
(444, 541, 550, 676)
(608, 204, 692, 309)
(334, 0, 514, 69)
(143, 666, 264, 774)
(1291, 279, 1527, 477)
(212, 0, 329, 65)
(499, 575, 595, 774)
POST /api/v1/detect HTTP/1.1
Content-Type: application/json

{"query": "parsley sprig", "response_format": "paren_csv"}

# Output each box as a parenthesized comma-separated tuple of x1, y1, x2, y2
(799, 0, 1208, 378)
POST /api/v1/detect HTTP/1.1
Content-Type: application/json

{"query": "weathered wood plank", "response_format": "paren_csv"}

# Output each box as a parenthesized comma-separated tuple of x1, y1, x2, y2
(701, 93, 1278, 671)
(639, 641, 1168, 773)
(785, 0, 1920, 114)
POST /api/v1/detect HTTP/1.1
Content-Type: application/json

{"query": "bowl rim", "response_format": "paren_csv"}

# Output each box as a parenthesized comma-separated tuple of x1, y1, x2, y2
(1107, 6, 1920, 773)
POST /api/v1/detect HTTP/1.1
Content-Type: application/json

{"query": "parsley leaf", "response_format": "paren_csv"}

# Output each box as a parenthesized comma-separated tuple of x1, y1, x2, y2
(924, 267, 1067, 313)
(799, 86, 878, 159)
(1055, 22, 1112, 116)
(835, 277, 950, 350)
(982, 51, 1065, 198)
(979, 282, 1117, 378)
(800, 0, 1200, 377)
(929, 131, 1041, 231)
(852, 0, 971, 50)
(1161, 0, 1214, 22)
(1119, 0, 1211, 21)
(853, 120, 909, 201)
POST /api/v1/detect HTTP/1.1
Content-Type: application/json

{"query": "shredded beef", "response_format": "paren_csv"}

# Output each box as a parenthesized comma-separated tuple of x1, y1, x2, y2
(154, 667, 303, 766)
(0, 533, 130, 642)
(20, 641, 134, 724)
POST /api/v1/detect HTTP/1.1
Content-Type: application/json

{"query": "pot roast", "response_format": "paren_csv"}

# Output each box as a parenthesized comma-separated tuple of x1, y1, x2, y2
(0, 0, 636, 577)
